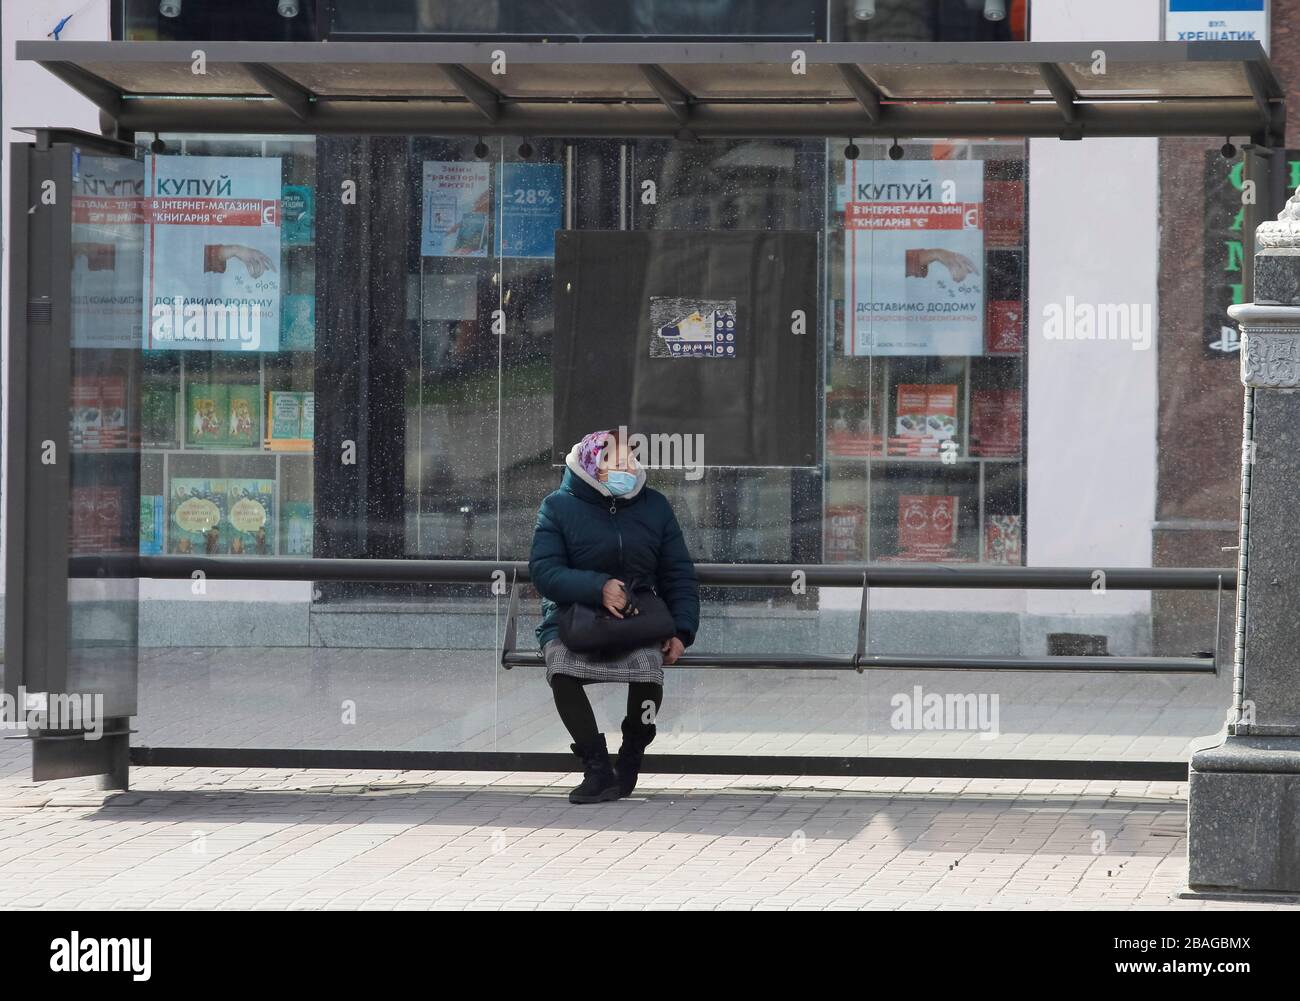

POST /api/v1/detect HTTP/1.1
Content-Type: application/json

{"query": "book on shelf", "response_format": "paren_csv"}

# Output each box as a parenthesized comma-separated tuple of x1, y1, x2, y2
(895, 493, 962, 562)
(70, 375, 130, 451)
(70, 487, 97, 554)
(139, 495, 165, 555)
(267, 390, 314, 450)
(984, 514, 1022, 565)
(969, 388, 1022, 458)
(226, 478, 275, 555)
(984, 179, 1024, 247)
(141, 385, 179, 449)
(282, 184, 314, 246)
(186, 383, 261, 449)
(282, 501, 313, 557)
(985, 300, 1023, 355)
(827, 390, 881, 457)
(186, 383, 228, 449)
(226, 385, 261, 449)
(70, 485, 125, 555)
(281, 294, 315, 351)
(824, 504, 864, 562)
(99, 376, 127, 449)
(169, 478, 226, 554)
(889, 383, 958, 457)
(70, 377, 102, 450)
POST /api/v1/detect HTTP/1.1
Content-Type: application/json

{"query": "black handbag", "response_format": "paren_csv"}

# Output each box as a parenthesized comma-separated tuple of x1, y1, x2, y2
(558, 575, 676, 654)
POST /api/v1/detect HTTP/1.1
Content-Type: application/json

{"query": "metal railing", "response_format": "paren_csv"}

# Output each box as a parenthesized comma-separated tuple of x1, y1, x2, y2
(74, 555, 1228, 675)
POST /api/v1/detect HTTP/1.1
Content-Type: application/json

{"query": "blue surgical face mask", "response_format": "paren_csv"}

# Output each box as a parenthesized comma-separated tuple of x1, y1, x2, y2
(605, 470, 637, 496)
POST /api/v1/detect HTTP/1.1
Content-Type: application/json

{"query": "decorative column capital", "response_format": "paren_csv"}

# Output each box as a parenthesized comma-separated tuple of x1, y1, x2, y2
(1228, 304, 1300, 388)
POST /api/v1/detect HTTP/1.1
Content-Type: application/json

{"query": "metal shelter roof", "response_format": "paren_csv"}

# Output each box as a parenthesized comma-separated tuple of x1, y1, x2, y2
(17, 39, 1286, 144)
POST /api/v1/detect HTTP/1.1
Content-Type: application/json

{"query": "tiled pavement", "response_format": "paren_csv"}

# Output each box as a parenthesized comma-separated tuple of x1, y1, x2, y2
(3, 650, 1294, 910)
(1, 743, 1297, 910)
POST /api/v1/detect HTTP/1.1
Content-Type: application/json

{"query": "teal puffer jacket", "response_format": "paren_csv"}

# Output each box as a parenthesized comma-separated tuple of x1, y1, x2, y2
(529, 463, 699, 652)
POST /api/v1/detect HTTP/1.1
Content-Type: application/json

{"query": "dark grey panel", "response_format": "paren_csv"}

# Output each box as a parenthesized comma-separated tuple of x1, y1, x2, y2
(6, 140, 142, 783)
(5, 145, 73, 697)
(553, 230, 818, 468)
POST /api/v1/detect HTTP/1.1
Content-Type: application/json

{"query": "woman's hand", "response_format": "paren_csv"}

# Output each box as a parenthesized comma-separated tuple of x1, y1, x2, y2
(601, 578, 627, 618)
(661, 636, 685, 665)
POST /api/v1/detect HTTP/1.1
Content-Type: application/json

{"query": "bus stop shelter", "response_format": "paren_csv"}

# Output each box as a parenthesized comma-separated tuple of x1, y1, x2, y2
(5, 39, 1289, 794)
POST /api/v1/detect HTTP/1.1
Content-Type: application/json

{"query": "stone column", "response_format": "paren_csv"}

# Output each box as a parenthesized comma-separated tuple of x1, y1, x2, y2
(1187, 189, 1300, 894)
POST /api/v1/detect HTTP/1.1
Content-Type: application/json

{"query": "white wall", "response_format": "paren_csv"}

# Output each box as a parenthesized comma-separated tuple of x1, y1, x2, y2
(1024, 0, 1161, 618)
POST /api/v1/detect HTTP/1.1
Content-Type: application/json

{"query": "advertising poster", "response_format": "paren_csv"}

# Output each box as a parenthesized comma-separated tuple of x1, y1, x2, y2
(649, 297, 738, 359)
(421, 161, 491, 257)
(72, 154, 145, 349)
(495, 162, 563, 258)
(143, 154, 282, 352)
(844, 160, 985, 356)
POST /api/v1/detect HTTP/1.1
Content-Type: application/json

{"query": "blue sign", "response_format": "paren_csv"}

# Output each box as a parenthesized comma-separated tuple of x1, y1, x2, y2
(1168, 1, 1262, 10)
(1166, 0, 1267, 48)
(495, 162, 563, 258)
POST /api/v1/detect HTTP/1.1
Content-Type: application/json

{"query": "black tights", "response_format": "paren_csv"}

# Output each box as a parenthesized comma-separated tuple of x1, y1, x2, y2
(550, 673, 663, 744)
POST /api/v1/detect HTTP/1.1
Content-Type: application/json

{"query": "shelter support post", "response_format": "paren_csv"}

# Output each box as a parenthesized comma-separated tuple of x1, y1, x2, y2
(1189, 181, 1300, 895)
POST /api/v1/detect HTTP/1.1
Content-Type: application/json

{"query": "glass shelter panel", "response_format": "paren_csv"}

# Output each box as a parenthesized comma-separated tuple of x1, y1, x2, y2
(65, 131, 1231, 765)
(68, 151, 145, 722)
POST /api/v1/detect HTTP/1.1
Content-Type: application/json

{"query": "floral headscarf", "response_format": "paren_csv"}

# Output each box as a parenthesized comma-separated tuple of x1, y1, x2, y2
(575, 429, 616, 478)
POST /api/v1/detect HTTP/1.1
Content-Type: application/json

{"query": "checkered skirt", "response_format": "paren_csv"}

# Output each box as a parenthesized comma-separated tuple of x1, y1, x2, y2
(542, 638, 665, 686)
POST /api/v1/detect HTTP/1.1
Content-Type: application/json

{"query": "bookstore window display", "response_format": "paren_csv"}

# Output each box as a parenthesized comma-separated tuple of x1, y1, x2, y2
(128, 136, 316, 560)
(826, 139, 1026, 566)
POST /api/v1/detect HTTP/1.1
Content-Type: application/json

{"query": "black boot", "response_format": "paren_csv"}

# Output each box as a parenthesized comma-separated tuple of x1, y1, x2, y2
(568, 734, 620, 804)
(614, 717, 657, 798)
